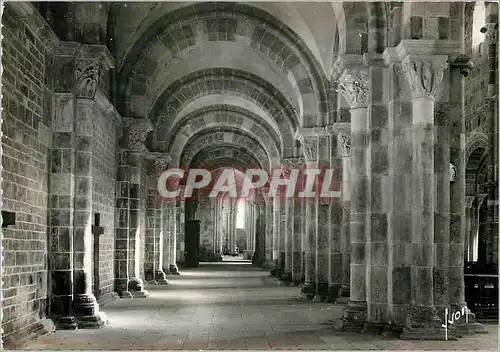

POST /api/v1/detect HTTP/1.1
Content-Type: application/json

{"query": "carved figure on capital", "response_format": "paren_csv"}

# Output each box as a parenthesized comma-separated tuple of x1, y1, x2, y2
(75, 59, 99, 99)
(295, 135, 317, 162)
(338, 132, 352, 157)
(123, 118, 154, 153)
(338, 69, 369, 109)
(402, 58, 447, 99)
(465, 196, 475, 209)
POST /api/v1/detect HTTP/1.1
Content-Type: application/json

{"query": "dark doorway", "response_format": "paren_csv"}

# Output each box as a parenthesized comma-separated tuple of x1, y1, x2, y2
(185, 220, 200, 268)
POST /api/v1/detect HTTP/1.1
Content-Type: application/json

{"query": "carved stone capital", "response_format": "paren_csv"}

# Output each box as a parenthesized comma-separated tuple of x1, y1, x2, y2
(325, 122, 351, 157)
(75, 58, 99, 99)
(74, 45, 114, 100)
(123, 118, 154, 153)
(295, 128, 325, 162)
(147, 152, 171, 173)
(465, 196, 475, 209)
(280, 157, 304, 177)
(477, 194, 487, 208)
(401, 56, 448, 100)
(338, 68, 369, 109)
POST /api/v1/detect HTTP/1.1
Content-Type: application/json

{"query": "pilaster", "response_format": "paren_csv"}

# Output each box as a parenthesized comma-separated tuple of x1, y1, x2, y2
(49, 42, 113, 329)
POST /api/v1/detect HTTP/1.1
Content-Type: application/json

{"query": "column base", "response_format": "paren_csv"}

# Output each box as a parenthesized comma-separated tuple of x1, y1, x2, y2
(119, 291, 133, 299)
(324, 284, 341, 303)
(72, 294, 108, 329)
(131, 290, 150, 298)
(53, 316, 78, 330)
(169, 264, 181, 275)
(75, 311, 109, 329)
(297, 282, 316, 300)
(147, 280, 159, 285)
(342, 301, 367, 332)
(447, 309, 488, 336)
(154, 270, 170, 284)
(312, 283, 329, 302)
(400, 304, 453, 340)
(128, 278, 150, 298)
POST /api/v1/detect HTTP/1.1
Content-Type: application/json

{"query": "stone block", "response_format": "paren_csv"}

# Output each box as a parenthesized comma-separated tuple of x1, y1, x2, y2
(370, 242, 388, 266)
(392, 267, 411, 304)
(50, 174, 72, 195)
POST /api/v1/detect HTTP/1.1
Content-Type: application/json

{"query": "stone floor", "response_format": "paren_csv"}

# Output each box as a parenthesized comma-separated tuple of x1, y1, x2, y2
(19, 263, 499, 350)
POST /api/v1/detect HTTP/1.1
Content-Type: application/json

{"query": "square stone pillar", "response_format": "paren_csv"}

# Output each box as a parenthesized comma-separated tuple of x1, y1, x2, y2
(115, 117, 153, 298)
(49, 43, 113, 329)
(334, 55, 370, 330)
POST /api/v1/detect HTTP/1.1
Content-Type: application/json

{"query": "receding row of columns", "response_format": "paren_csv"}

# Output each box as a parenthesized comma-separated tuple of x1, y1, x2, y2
(258, 40, 485, 338)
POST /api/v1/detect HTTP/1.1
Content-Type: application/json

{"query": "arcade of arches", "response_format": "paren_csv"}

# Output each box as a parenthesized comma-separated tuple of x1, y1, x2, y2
(1, 1, 498, 348)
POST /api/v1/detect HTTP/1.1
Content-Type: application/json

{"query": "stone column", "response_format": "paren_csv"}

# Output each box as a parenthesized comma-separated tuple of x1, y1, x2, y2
(483, 17, 499, 266)
(295, 128, 322, 299)
(464, 196, 474, 262)
(447, 56, 485, 335)
(176, 185, 185, 268)
(281, 158, 301, 284)
(144, 153, 170, 284)
(229, 199, 237, 254)
(324, 123, 347, 303)
(398, 48, 449, 339)
(278, 189, 286, 279)
(292, 161, 305, 285)
(162, 201, 174, 273)
(253, 201, 266, 266)
(327, 122, 351, 300)
(365, 53, 391, 330)
(116, 118, 152, 298)
(334, 56, 369, 330)
(264, 191, 273, 268)
(271, 194, 281, 276)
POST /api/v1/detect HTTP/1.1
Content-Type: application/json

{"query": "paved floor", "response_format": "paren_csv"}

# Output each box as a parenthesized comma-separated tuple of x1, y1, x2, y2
(19, 263, 499, 350)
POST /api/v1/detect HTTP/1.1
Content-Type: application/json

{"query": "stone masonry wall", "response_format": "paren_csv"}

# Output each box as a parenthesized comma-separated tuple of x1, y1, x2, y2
(91, 104, 117, 300)
(1, 5, 53, 340)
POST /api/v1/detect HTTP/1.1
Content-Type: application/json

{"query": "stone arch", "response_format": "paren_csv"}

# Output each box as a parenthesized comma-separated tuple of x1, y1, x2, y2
(178, 129, 274, 172)
(169, 120, 281, 166)
(151, 69, 298, 153)
(117, 2, 329, 126)
(465, 132, 489, 195)
(167, 106, 282, 158)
